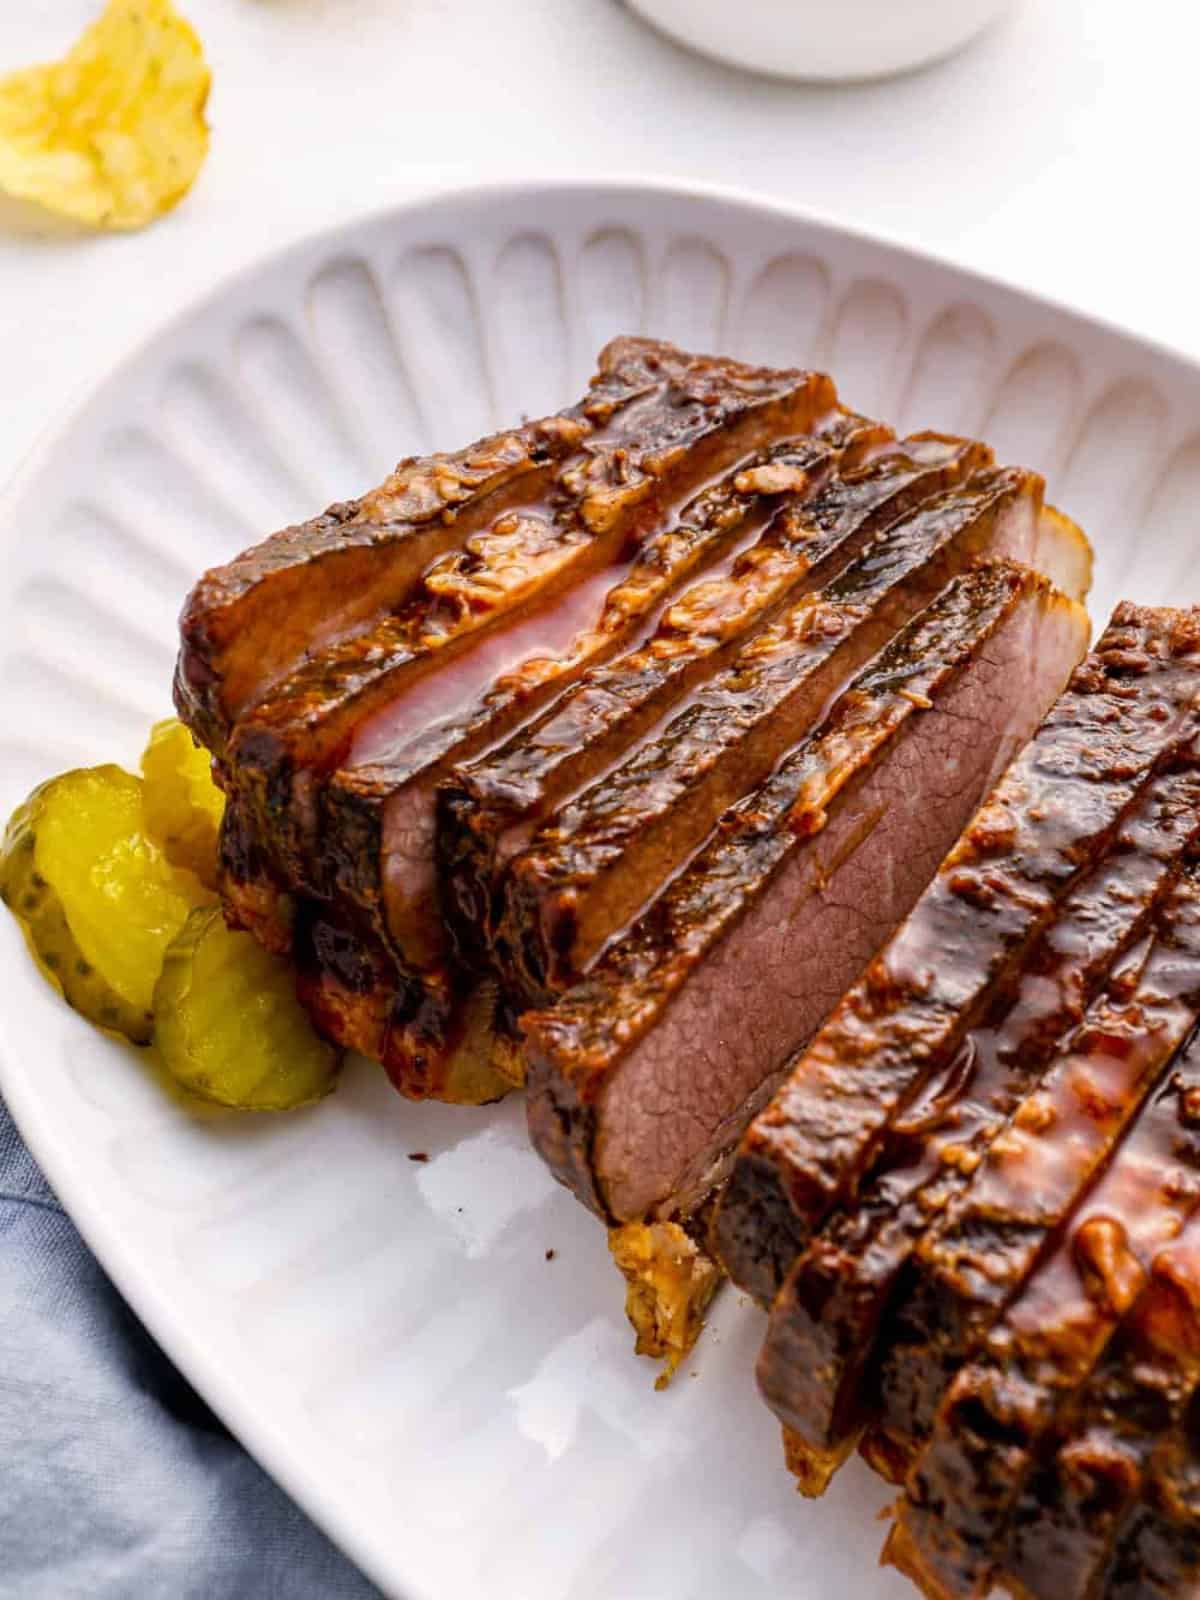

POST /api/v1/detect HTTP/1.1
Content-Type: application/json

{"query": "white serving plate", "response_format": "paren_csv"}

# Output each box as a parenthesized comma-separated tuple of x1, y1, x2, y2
(3, 179, 1200, 1600)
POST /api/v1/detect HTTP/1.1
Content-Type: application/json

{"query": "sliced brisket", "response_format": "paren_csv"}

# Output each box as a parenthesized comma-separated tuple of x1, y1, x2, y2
(1002, 1208, 1200, 1600)
(189, 371, 610, 941)
(756, 756, 1200, 1486)
(879, 902, 1200, 1469)
(716, 604, 1200, 1312)
(299, 427, 982, 1097)
(288, 417, 876, 1094)
(223, 347, 837, 896)
(216, 786, 295, 955)
(500, 467, 1071, 1002)
(314, 414, 877, 966)
(893, 932, 1200, 1599)
(524, 563, 1087, 1225)
(179, 336, 826, 754)
(290, 900, 517, 1103)
(177, 409, 589, 758)
(440, 432, 988, 961)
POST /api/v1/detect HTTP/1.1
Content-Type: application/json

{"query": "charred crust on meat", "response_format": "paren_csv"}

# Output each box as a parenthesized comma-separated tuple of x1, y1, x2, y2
(524, 1053, 610, 1219)
(720, 604, 1200, 1325)
(526, 564, 1087, 1226)
(441, 431, 989, 973)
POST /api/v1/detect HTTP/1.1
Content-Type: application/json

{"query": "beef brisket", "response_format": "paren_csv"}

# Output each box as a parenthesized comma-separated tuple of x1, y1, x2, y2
(756, 755, 1200, 1487)
(440, 432, 988, 961)
(216, 786, 294, 956)
(524, 563, 1088, 1224)
(879, 888, 1200, 1477)
(226, 419, 869, 1081)
(290, 416, 876, 1094)
(173, 340, 1200, 1579)
(290, 904, 516, 1102)
(178, 337, 827, 755)
(716, 604, 1200, 1312)
(222, 346, 837, 897)
(1003, 1208, 1200, 1600)
(499, 468, 1088, 1002)
(893, 929, 1200, 1599)
(175, 409, 587, 757)
(315, 414, 880, 968)
(302, 430, 995, 1098)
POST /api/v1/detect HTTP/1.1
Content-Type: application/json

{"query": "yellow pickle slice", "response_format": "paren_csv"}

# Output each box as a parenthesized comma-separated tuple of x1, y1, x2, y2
(0, 766, 204, 1042)
(140, 717, 224, 886)
(155, 905, 342, 1110)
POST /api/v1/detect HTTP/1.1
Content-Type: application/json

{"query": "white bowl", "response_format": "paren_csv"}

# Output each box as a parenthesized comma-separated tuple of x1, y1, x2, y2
(624, 0, 1016, 81)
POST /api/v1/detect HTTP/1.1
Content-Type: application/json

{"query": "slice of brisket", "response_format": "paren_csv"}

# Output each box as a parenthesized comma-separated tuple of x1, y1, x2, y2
(177, 405, 589, 759)
(1002, 1208, 1200, 1600)
(313, 415, 878, 965)
(440, 432, 988, 963)
(178, 409, 588, 758)
(222, 347, 837, 897)
(756, 755, 1200, 1487)
(523, 563, 1088, 1225)
(879, 905, 1200, 1469)
(178, 336, 827, 755)
(893, 928, 1200, 1599)
(1097, 1413, 1200, 1599)
(716, 604, 1200, 1311)
(499, 467, 1069, 1002)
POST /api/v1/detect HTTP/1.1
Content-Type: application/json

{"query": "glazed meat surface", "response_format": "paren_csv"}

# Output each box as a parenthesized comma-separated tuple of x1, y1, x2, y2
(717, 604, 1200, 1309)
(441, 431, 986, 965)
(704, 602, 1200, 1600)
(523, 565, 1088, 1222)
(180, 337, 1096, 1117)
(500, 466, 1046, 1000)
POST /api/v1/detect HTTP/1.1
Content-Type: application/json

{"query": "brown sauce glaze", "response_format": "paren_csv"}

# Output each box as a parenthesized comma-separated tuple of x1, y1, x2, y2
(895, 867, 1200, 1600)
(500, 467, 1042, 1000)
(1002, 1207, 1200, 1600)
(316, 421, 864, 975)
(440, 432, 985, 969)
(758, 757, 1200, 1481)
(175, 410, 591, 756)
(221, 345, 837, 894)
(1097, 1400, 1200, 1598)
(717, 603, 1200, 1312)
(523, 566, 1085, 1225)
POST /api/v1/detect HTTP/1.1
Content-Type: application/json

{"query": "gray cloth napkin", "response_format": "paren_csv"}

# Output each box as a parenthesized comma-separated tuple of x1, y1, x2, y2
(0, 1096, 382, 1600)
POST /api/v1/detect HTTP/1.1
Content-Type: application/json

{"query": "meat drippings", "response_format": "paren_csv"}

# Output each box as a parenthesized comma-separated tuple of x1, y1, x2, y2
(349, 560, 629, 768)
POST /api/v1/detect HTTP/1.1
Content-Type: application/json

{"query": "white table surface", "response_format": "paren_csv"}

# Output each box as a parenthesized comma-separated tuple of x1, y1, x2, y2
(0, 0, 1195, 498)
